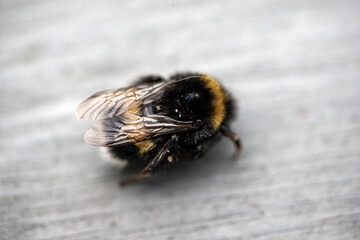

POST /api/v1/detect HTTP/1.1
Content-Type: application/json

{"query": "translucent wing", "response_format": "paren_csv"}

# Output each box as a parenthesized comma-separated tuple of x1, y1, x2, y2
(76, 78, 202, 147)
(84, 114, 199, 146)
(75, 81, 169, 120)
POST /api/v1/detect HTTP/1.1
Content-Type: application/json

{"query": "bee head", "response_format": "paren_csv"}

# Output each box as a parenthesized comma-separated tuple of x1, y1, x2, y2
(157, 73, 233, 132)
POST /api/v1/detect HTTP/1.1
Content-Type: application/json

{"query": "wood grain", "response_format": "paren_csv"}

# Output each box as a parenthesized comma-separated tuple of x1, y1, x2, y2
(1, 0, 360, 239)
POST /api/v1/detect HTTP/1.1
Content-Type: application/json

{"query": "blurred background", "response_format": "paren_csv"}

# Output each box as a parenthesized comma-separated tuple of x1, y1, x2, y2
(1, 0, 359, 239)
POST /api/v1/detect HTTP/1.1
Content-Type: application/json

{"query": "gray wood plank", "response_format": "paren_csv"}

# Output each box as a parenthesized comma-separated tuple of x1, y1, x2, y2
(1, 0, 360, 239)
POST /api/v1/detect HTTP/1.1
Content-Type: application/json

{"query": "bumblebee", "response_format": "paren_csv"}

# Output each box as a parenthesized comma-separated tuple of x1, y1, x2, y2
(76, 72, 241, 186)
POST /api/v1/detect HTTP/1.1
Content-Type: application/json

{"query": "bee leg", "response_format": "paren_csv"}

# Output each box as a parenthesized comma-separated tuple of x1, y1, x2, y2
(120, 135, 178, 186)
(220, 125, 242, 160)
(119, 167, 152, 187)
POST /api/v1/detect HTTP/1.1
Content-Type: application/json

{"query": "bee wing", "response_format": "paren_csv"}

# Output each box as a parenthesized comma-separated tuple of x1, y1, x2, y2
(75, 81, 168, 120)
(84, 114, 199, 146)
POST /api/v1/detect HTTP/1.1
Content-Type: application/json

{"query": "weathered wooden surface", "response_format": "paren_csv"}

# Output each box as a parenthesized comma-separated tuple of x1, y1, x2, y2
(1, 0, 360, 239)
